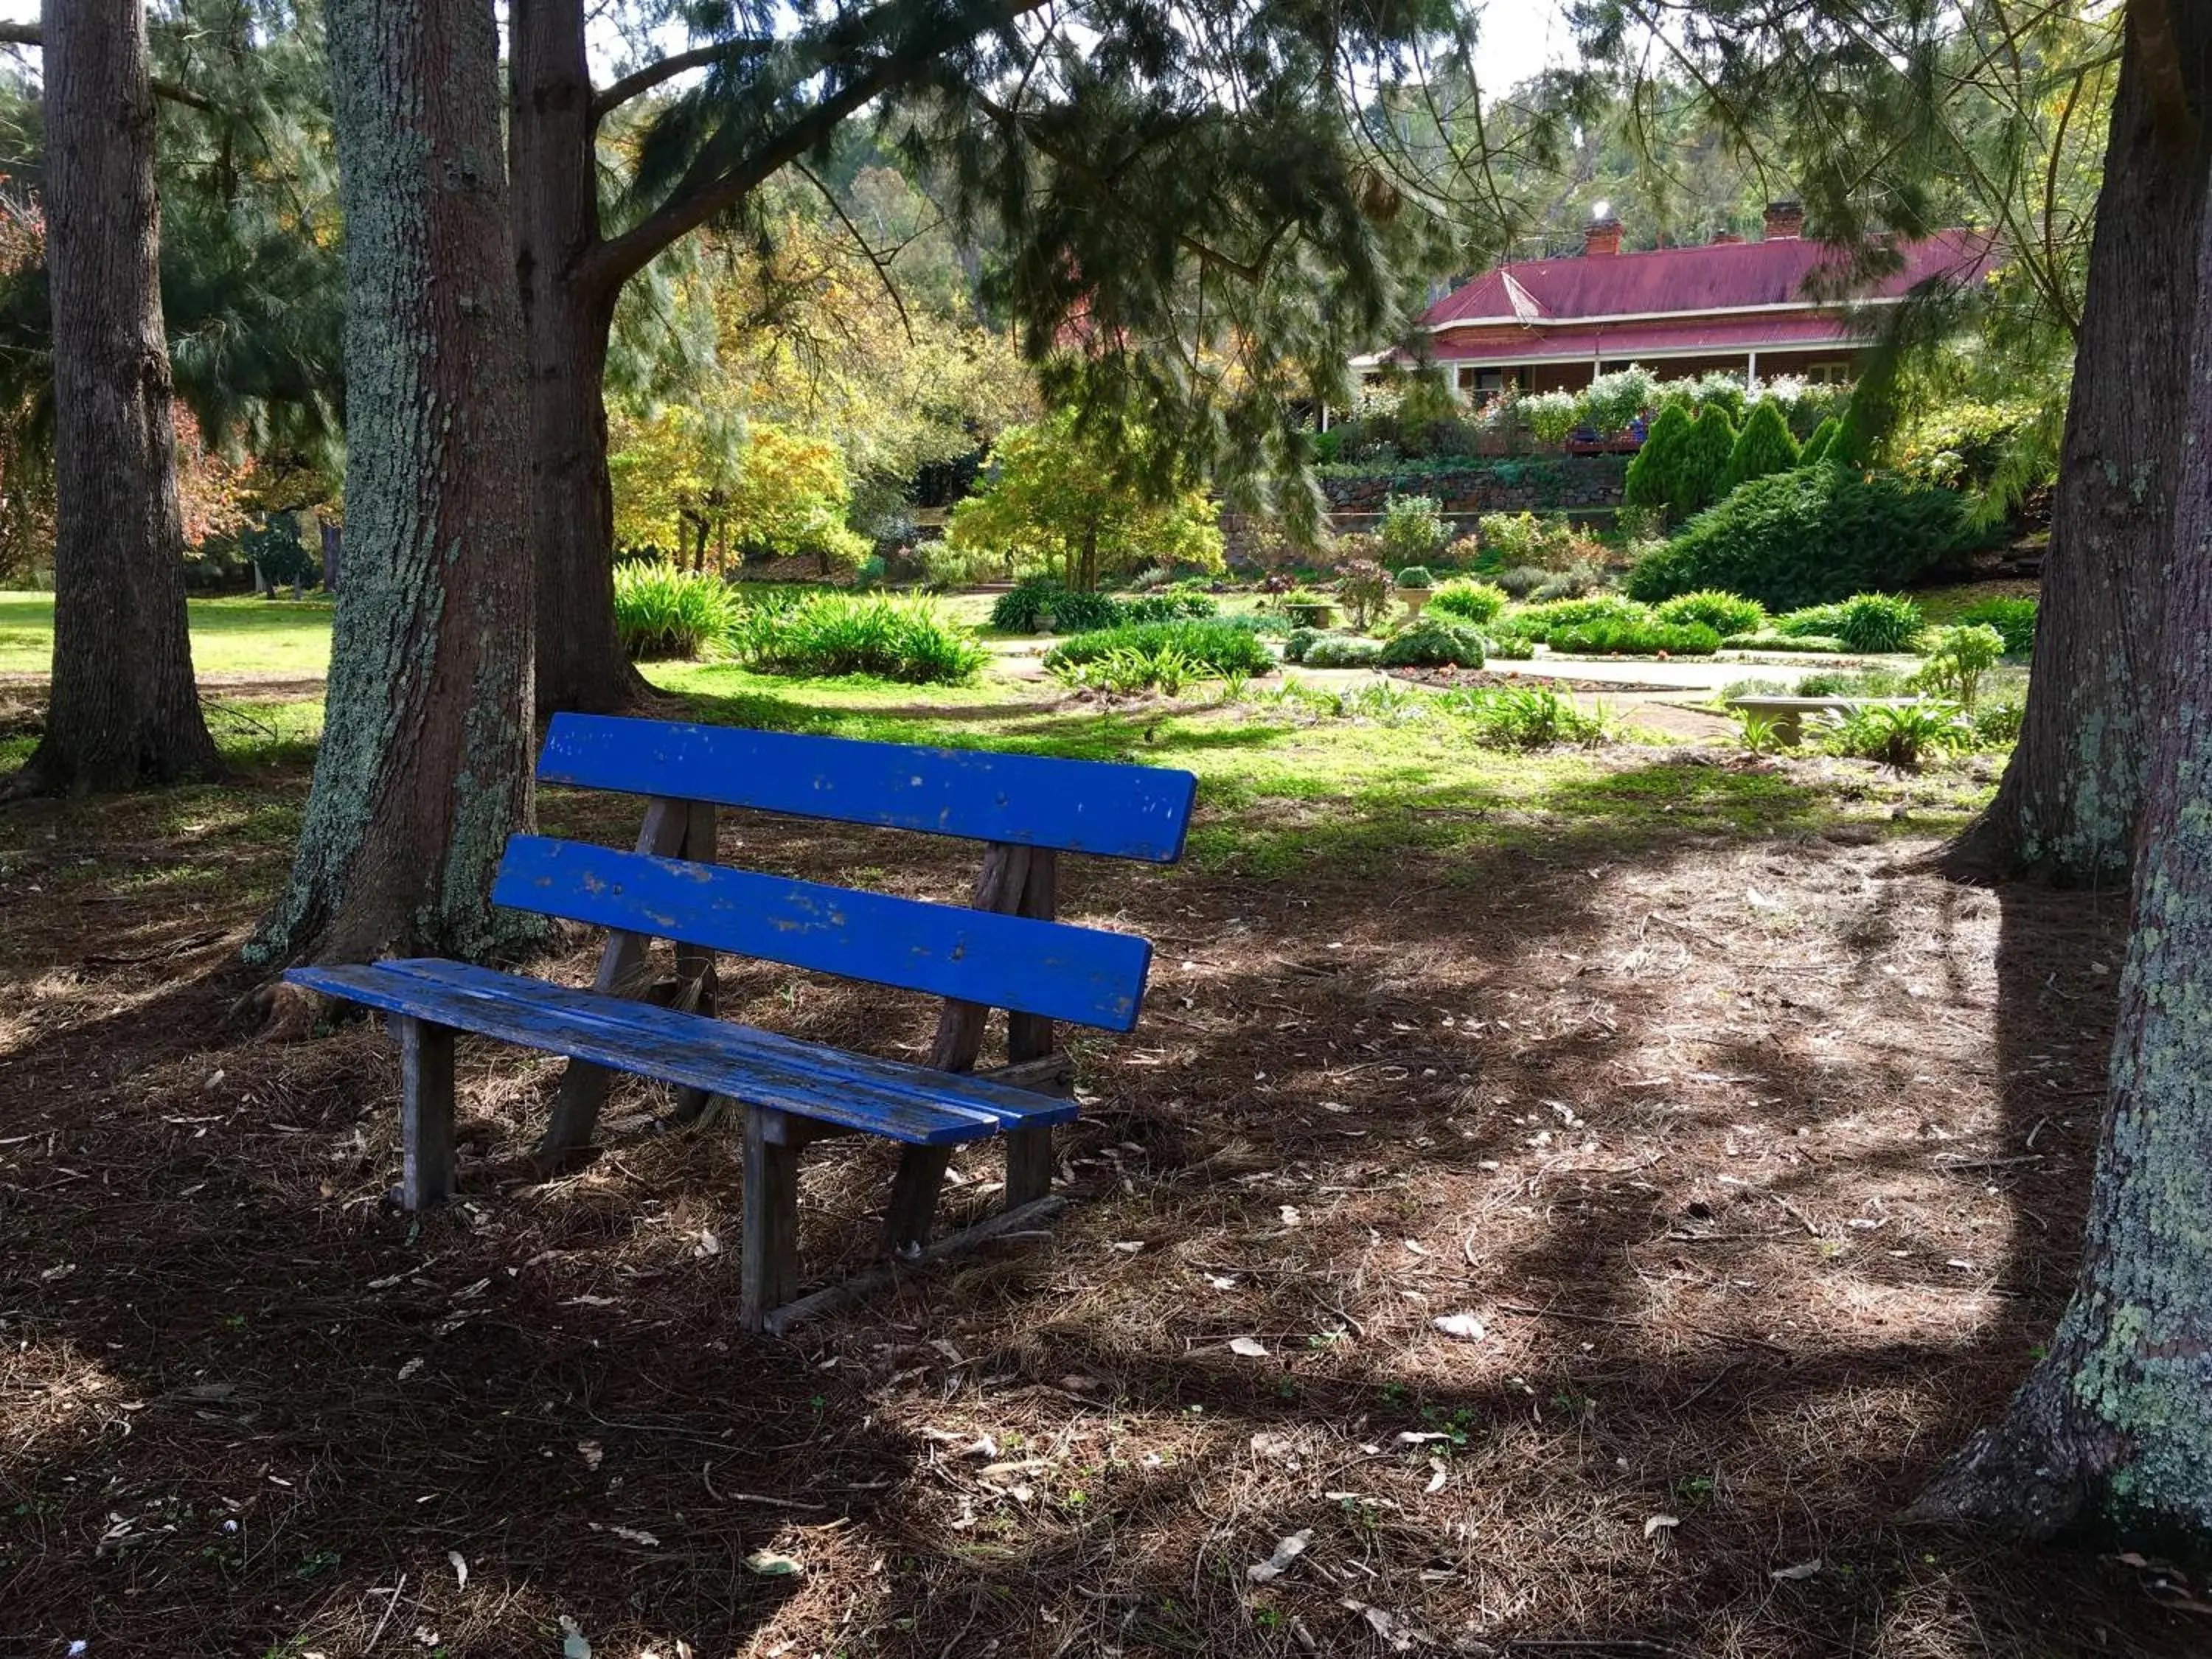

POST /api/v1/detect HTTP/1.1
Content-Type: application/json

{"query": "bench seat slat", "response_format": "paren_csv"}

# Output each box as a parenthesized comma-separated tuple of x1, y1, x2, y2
(490, 835, 1151, 1032)
(287, 963, 1080, 1147)
(539, 714, 1197, 863)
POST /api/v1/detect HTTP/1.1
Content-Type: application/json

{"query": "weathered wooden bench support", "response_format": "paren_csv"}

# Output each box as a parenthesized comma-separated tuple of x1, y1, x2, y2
(394, 1015, 456, 1211)
(294, 715, 1193, 1334)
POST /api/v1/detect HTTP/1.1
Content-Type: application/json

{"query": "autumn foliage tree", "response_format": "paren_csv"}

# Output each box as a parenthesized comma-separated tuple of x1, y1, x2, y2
(945, 408, 1224, 589)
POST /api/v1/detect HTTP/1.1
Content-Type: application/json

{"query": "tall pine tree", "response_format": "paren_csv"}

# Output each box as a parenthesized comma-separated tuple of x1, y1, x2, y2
(8, 0, 216, 795)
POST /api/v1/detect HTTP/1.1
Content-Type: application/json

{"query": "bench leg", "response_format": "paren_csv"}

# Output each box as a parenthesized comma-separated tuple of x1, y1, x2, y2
(883, 1147, 953, 1257)
(392, 1015, 456, 1210)
(741, 1106, 803, 1332)
(1005, 1127, 1054, 1208)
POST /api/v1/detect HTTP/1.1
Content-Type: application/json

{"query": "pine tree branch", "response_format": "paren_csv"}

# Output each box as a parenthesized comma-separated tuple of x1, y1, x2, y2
(586, 0, 1051, 299)
(0, 22, 218, 113)
(591, 41, 774, 123)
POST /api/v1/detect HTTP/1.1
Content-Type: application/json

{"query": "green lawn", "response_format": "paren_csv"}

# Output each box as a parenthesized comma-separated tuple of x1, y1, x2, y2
(0, 591, 336, 678)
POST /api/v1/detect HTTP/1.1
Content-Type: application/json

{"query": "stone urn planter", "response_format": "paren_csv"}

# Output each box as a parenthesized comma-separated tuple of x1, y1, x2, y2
(1393, 566, 1435, 621)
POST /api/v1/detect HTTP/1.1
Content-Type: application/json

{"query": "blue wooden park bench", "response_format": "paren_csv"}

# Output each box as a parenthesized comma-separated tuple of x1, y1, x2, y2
(289, 714, 1196, 1332)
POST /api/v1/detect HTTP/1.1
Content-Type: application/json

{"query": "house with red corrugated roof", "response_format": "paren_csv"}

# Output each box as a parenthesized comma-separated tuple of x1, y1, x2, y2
(1358, 201, 1994, 404)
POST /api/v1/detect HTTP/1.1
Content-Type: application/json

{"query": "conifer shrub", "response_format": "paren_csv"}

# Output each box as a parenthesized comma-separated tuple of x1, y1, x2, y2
(1725, 400, 1801, 490)
(1626, 464, 1976, 611)
(1622, 403, 1693, 514)
(1798, 417, 1841, 465)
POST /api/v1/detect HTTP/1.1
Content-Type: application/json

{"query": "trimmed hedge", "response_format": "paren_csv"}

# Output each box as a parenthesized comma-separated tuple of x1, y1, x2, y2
(1625, 463, 1977, 611)
(1722, 630, 1850, 653)
(1548, 618, 1722, 657)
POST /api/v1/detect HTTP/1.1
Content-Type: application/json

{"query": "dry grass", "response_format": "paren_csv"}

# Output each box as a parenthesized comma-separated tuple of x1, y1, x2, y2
(0, 743, 2194, 1659)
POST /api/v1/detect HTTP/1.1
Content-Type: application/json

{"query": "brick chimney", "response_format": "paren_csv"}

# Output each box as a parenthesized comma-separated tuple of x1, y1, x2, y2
(1763, 200, 1805, 240)
(1584, 214, 1624, 257)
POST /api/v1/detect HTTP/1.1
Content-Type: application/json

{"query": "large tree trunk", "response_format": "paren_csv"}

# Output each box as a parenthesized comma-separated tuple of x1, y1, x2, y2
(11, 0, 218, 794)
(246, 0, 533, 966)
(509, 0, 647, 716)
(1916, 104, 2212, 1547)
(1956, 1, 2212, 885)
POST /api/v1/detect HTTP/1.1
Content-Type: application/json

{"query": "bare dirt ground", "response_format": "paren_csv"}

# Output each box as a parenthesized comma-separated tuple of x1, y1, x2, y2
(0, 759, 2197, 1658)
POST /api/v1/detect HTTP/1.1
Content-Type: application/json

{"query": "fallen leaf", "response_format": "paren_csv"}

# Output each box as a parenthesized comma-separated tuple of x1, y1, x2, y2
(1425, 1458, 1447, 1495)
(695, 1228, 721, 1257)
(396, 1358, 424, 1382)
(1644, 1514, 1680, 1539)
(1247, 1527, 1312, 1583)
(1107, 1240, 1146, 1253)
(1279, 1205, 1302, 1225)
(1228, 1336, 1270, 1358)
(745, 1549, 803, 1576)
(1203, 1273, 1238, 1290)
(608, 1525, 659, 1547)
(1770, 1558, 1820, 1581)
(411, 1627, 439, 1648)
(577, 1439, 604, 1470)
(1432, 1313, 1487, 1342)
(447, 1550, 467, 1590)
(1250, 1430, 1297, 1459)
(979, 1458, 1047, 1478)
(558, 1615, 592, 1659)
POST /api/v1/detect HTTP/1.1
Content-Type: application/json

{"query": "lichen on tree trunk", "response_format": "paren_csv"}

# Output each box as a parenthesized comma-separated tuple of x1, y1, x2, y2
(1919, 105, 2212, 1547)
(1956, 3, 2212, 886)
(12, 0, 218, 795)
(248, 0, 534, 967)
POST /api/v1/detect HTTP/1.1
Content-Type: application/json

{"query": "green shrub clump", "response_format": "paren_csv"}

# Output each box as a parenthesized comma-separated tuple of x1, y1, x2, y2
(1499, 594, 1651, 643)
(1281, 626, 1321, 664)
(1438, 684, 1605, 748)
(1301, 634, 1385, 669)
(1819, 701, 1971, 769)
(613, 563, 742, 659)
(1427, 579, 1509, 625)
(990, 577, 1062, 632)
(1626, 464, 1975, 611)
(1548, 618, 1722, 657)
(729, 593, 989, 683)
(1656, 588, 1767, 636)
(1378, 495, 1453, 565)
(1774, 593, 1925, 653)
(1043, 619, 1273, 678)
(1377, 618, 1489, 668)
(1120, 591, 1218, 623)
(1393, 565, 1435, 589)
(1911, 623, 2007, 709)
(1956, 594, 2037, 655)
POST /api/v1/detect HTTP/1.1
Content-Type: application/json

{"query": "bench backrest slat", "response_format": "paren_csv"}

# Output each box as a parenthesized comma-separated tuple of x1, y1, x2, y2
(538, 714, 1196, 863)
(492, 836, 1152, 1032)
